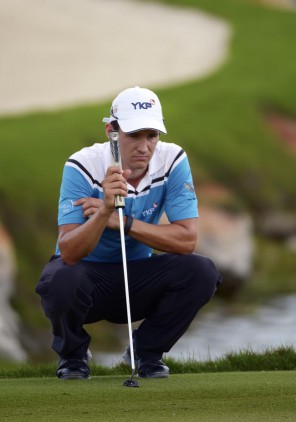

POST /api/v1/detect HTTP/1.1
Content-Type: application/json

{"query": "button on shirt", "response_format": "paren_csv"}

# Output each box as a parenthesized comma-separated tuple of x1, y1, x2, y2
(55, 140, 198, 263)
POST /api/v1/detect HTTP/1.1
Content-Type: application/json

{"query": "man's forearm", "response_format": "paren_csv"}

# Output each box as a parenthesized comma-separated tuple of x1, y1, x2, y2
(58, 208, 113, 265)
(128, 218, 197, 254)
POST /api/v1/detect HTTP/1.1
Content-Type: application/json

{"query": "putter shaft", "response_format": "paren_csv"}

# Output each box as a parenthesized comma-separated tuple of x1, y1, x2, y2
(109, 130, 137, 380)
(118, 207, 136, 372)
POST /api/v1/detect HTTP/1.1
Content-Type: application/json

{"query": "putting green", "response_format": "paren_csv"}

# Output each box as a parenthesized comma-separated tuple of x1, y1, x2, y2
(0, 372, 295, 421)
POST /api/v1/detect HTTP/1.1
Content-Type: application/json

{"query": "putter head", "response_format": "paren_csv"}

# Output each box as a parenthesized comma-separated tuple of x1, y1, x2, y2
(123, 378, 140, 388)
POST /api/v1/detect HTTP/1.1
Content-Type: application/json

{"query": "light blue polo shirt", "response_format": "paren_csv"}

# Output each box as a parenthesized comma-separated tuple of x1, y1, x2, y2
(55, 140, 198, 262)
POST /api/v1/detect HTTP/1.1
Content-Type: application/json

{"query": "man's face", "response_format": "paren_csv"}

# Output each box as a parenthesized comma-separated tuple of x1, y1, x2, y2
(118, 128, 159, 173)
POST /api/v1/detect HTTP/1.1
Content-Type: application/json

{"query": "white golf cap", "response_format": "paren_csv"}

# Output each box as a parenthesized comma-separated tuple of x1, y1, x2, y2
(103, 86, 167, 134)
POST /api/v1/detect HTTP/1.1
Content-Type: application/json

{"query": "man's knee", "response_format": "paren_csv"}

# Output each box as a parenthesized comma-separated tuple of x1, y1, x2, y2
(180, 253, 222, 295)
(193, 253, 221, 278)
(36, 261, 87, 315)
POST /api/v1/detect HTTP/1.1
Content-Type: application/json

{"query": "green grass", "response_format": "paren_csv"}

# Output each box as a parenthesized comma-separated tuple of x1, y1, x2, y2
(1, 348, 295, 420)
(0, 0, 296, 341)
(0, 372, 295, 421)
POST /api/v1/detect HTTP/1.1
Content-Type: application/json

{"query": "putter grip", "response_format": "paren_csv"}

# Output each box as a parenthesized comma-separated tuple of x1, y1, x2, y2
(109, 131, 125, 208)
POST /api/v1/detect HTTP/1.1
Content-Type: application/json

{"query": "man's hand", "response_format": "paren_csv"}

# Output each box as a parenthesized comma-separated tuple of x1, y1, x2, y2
(74, 197, 104, 219)
(74, 197, 122, 230)
(102, 166, 131, 209)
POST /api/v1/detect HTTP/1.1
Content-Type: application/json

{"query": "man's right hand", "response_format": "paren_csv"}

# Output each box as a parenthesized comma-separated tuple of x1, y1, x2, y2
(101, 166, 131, 210)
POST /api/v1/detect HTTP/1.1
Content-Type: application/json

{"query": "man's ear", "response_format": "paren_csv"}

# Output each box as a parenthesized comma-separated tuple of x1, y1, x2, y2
(105, 123, 113, 137)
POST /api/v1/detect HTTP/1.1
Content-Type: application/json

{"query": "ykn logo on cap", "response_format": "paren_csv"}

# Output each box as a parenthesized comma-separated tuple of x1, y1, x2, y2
(132, 99, 156, 110)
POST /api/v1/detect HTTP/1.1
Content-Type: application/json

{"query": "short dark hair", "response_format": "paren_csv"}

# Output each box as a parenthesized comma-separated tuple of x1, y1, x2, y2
(110, 120, 120, 131)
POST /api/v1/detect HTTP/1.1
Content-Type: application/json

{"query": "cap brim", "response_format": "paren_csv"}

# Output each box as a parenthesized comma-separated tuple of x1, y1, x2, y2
(119, 118, 167, 135)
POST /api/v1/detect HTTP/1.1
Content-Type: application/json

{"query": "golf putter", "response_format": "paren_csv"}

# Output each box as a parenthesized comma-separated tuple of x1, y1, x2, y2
(109, 130, 139, 388)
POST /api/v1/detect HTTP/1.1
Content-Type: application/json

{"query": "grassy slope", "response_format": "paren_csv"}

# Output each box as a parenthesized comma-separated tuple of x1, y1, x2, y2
(0, 0, 296, 330)
(157, 0, 296, 210)
(0, 372, 295, 421)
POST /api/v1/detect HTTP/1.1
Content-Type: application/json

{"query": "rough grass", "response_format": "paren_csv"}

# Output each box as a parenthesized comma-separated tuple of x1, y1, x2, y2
(1, 346, 295, 378)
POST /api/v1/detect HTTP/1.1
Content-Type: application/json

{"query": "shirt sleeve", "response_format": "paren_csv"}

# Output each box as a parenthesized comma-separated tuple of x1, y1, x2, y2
(164, 153, 198, 222)
(57, 164, 93, 225)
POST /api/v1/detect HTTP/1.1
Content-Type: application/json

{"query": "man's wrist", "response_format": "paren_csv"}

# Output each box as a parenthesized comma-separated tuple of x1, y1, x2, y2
(99, 206, 114, 219)
(124, 216, 134, 235)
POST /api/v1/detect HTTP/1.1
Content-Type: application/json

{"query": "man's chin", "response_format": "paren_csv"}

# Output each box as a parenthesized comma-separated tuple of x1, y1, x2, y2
(130, 161, 148, 170)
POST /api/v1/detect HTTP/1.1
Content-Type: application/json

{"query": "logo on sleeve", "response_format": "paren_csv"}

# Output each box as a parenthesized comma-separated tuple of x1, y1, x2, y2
(60, 199, 75, 214)
(184, 182, 195, 193)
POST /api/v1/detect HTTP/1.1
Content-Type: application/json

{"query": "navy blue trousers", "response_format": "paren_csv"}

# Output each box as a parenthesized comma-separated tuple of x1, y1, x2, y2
(36, 253, 222, 360)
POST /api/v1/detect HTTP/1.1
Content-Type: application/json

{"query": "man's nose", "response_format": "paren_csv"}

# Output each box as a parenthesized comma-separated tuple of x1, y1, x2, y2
(135, 138, 149, 150)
